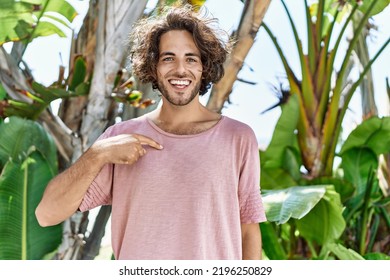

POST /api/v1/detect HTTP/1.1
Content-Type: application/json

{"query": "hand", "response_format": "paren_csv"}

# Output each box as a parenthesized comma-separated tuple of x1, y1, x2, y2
(91, 134, 163, 165)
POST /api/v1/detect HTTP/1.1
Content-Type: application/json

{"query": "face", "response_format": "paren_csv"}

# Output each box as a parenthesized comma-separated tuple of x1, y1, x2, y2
(156, 30, 203, 106)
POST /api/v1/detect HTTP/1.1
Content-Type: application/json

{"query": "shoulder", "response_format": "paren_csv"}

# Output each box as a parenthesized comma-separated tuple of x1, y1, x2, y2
(220, 116, 256, 137)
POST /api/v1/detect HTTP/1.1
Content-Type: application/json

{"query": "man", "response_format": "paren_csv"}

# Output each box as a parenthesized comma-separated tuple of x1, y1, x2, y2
(36, 5, 266, 260)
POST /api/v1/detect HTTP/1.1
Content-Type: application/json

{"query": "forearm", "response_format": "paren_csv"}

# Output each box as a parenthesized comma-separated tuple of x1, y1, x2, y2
(241, 223, 262, 260)
(35, 147, 106, 227)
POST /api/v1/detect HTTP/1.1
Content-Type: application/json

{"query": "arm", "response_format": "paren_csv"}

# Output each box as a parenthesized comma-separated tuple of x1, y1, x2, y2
(241, 223, 262, 260)
(35, 134, 162, 227)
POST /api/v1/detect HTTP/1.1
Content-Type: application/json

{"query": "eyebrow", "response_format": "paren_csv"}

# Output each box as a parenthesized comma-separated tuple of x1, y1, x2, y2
(159, 51, 200, 58)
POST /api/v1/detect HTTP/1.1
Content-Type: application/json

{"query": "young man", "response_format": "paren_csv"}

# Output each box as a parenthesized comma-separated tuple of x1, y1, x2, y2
(36, 5, 266, 260)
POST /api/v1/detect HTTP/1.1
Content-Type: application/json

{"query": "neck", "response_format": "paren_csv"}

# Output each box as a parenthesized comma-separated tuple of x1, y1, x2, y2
(155, 96, 208, 124)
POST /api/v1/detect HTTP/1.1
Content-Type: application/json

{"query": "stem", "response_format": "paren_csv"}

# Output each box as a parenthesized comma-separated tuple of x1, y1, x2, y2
(315, 0, 325, 51)
(306, 240, 318, 259)
(359, 168, 375, 255)
(367, 213, 380, 253)
(339, 36, 390, 122)
(304, 0, 316, 72)
(20, 0, 51, 58)
(288, 222, 296, 259)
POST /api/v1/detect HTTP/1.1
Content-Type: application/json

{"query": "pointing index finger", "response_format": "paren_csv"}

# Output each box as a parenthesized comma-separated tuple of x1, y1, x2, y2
(133, 134, 163, 150)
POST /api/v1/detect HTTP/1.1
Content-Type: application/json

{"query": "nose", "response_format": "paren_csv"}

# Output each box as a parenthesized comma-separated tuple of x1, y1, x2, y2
(175, 59, 186, 75)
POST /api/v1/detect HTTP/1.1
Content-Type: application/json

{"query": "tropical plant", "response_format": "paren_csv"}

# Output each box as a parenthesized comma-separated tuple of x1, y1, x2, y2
(261, 0, 389, 178)
(259, 0, 390, 259)
(0, 0, 271, 259)
(0, 116, 62, 259)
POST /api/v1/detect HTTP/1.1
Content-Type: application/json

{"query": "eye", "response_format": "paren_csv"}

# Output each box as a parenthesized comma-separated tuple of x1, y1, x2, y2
(187, 57, 198, 63)
(162, 57, 174, 62)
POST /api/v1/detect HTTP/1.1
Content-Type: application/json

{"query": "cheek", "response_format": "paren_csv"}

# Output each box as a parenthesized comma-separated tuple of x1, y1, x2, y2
(192, 66, 203, 78)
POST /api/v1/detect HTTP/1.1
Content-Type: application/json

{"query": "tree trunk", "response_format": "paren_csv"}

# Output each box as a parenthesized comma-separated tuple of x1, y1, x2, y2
(206, 0, 272, 113)
(54, 0, 148, 260)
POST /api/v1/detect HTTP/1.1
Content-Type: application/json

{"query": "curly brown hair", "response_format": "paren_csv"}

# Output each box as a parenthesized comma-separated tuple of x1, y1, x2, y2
(128, 4, 230, 95)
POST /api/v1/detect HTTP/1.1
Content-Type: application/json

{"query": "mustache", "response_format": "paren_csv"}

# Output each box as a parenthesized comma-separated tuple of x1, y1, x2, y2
(166, 71, 194, 79)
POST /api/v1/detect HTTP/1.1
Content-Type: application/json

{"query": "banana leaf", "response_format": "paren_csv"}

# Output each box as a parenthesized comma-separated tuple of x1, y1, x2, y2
(262, 185, 329, 224)
(340, 116, 390, 157)
(0, 117, 57, 169)
(341, 147, 378, 195)
(326, 243, 364, 260)
(296, 186, 345, 245)
(0, 116, 61, 259)
(364, 253, 390, 260)
(0, 0, 77, 45)
(260, 94, 302, 188)
(0, 152, 62, 259)
(260, 222, 287, 260)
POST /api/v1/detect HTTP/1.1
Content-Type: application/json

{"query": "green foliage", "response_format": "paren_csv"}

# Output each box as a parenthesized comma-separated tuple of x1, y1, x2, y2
(0, 0, 77, 45)
(261, 113, 390, 258)
(261, 0, 390, 177)
(260, 94, 301, 188)
(296, 186, 345, 246)
(262, 185, 327, 224)
(260, 222, 287, 260)
(340, 116, 390, 157)
(0, 117, 62, 259)
(339, 117, 390, 255)
(3, 58, 90, 120)
(259, 0, 389, 259)
(326, 243, 364, 260)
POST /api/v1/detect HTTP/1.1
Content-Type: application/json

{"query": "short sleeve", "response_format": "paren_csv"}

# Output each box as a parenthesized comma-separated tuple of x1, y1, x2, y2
(78, 127, 115, 212)
(238, 129, 267, 224)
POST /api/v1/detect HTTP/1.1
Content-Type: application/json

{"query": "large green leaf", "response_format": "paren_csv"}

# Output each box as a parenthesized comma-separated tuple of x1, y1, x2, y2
(31, 20, 67, 39)
(260, 222, 287, 260)
(0, 152, 61, 259)
(356, 0, 390, 16)
(327, 243, 365, 260)
(340, 116, 390, 156)
(305, 176, 354, 203)
(261, 94, 300, 169)
(260, 167, 299, 189)
(341, 147, 378, 195)
(44, 0, 77, 22)
(0, 117, 57, 171)
(262, 185, 328, 224)
(260, 94, 302, 189)
(0, 1, 34, 44)
(0, 117, 61, 259)
(296, 186, 345, 245)
(364, 252, 390, 260)
(0, 0, 77, 45)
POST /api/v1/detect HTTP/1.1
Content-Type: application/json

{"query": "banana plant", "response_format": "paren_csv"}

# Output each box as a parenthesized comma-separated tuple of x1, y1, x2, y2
(0, 116, 62, 259)
(260, 93, 351, 259)
(1, 56, 90, 120)
(0, 0, 77, 52)
(260, 2, 390, 257)
(0, 0, 87, 120)
(261, 0, 389, 178)
(260, 94, 390, 259)
(339, 116, 390, 256)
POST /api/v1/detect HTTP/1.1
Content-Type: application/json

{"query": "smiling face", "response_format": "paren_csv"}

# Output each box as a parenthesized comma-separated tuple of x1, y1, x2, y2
(156, 30, 203, 106)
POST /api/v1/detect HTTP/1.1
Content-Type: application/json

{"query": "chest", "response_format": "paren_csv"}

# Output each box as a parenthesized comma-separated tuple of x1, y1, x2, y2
(154, 120, 220, 135)
(112, 137, 241, 199)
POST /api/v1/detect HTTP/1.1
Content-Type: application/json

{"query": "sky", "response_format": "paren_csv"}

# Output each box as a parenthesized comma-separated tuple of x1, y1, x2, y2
(20, 0, 390, 150)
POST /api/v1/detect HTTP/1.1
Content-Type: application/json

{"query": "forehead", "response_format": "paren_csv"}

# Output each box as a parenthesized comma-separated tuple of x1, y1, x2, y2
(159, 30, 200, 55)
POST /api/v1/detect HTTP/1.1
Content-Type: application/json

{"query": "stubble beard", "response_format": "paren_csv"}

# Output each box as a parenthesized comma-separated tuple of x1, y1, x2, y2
(157, 79, 201, 106)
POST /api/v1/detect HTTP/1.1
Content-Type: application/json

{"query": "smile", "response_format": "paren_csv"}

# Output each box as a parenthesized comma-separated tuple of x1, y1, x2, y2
(169, 79, 191, 88)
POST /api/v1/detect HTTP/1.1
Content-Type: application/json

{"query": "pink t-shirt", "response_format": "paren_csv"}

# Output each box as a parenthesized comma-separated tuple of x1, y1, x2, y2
(79, 115, 266, 259)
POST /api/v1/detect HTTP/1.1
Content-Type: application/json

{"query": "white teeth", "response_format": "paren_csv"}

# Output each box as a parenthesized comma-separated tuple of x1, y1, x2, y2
(169, 80, 190, 86)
